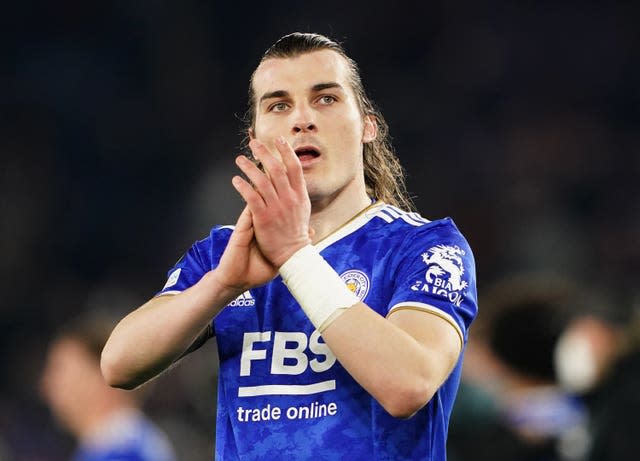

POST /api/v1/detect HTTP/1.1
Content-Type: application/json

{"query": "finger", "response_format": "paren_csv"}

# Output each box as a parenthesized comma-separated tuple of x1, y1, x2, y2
(235, 155, 278, 206)
(232, 175, 267, 213)
(228, 205, 254, 246)
(274, 136, 305, 193)
(249, 139, 291, 196)
(249, 138, 274, 161)
(234, 205, 253, 232)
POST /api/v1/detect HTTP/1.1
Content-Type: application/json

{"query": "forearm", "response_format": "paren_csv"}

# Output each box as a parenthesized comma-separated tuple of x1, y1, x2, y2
(279, 246, 461, 418)
(320, 303, 460, 418)
(101, 270, 240, 389)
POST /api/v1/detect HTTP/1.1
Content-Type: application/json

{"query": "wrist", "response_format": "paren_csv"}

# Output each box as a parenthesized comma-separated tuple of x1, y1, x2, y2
(271, 239, 312, 269)
(204, 270, 246, 306)
(278, 245, 359, 332)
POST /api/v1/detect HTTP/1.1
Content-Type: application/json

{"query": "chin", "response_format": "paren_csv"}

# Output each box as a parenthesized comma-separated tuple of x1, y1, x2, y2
(302, 179, 322, 199)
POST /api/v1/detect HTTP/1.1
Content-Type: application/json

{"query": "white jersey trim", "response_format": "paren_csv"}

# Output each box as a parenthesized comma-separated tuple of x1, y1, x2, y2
(387, 301, 463, 350)
(314, 202, 431, 252)
(238, 380, 336, 397)
(374, 210, 394, 223)
(314, 202, 388, 252)
(376, 205, 431, 227)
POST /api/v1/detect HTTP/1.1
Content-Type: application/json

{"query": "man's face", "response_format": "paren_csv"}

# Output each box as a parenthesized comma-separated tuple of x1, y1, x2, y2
(39, 338, 99, 434)
(251, 50, 375, 203)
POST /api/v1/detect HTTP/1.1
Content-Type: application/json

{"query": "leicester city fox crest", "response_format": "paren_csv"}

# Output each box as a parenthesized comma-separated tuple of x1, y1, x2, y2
(340, 270, 370, 301)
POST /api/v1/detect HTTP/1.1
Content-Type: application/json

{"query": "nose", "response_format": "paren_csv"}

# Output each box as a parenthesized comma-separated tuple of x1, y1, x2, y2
(293, 120, 317, 133)
(291, 105, 317, 134)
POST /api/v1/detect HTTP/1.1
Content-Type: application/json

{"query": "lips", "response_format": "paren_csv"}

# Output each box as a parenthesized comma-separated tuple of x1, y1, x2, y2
(293, 145, 321, 164)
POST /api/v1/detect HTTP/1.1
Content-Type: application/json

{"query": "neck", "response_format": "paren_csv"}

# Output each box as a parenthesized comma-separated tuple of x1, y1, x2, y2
(309, 184, 371, 244)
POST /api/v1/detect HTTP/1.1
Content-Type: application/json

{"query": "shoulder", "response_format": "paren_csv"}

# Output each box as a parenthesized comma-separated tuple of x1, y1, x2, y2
(158, 224, 235, 295)
(185, 224, 235, 259)
(370, 203, 470, 249)
(370, 203, 433, 228)
(79, 410, 176, 461)
(203, 224, 235, 246)
(369, 205, 476, 288)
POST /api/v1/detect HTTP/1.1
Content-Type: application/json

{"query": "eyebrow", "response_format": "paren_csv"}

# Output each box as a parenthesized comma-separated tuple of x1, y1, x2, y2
(260, 90, 289, 104)
(259, 82, 345, 104)
(311, 82, 343, 93)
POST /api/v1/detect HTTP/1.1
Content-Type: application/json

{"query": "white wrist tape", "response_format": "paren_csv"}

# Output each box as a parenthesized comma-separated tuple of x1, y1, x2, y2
(279, 245, 359, 332)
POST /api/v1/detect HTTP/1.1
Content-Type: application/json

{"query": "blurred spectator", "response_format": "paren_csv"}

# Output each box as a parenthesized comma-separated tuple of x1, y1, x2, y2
(39, 313, 177, 461)
(554, 291, 640, 461)
(449, 274, 587, 461)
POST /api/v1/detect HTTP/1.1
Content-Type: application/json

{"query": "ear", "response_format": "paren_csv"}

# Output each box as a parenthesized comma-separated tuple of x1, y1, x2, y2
(362, 115, 377, 143)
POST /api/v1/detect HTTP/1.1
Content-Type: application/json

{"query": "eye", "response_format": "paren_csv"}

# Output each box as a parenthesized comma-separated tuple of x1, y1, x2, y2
(269, 102, 289, 113)
(317, 95, 337, 105)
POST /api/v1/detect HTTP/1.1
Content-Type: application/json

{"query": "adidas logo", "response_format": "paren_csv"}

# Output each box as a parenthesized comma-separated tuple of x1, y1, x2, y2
(228, 290, 255, 307)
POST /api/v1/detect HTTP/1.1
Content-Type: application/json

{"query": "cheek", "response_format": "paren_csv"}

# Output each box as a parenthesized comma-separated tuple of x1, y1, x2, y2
(253, 114, 281, 138)
(43, 370, 73, 407)
(334, 121, 365, 160)
(335, 111, 365, 142)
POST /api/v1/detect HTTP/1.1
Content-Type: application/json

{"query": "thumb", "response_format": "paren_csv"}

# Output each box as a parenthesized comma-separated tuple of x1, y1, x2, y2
(229, 206, 254, 245)
(235, 205, 253, 231)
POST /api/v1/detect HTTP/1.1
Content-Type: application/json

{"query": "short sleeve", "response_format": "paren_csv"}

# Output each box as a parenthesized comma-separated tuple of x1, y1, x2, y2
(387, 219, 478, 346)
(155, 226, 233, 297)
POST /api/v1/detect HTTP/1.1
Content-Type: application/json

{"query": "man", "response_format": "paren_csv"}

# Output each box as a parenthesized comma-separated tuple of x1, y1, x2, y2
(448, 275, 585, 461)
(102, 32, 477, 460)
(40, 315, 177, 461)
(554, 297, 640, 461)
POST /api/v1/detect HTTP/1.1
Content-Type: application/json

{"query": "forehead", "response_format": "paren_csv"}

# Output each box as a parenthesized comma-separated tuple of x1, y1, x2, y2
(49, 337, 89, 360)
(252, 49, 352, 97)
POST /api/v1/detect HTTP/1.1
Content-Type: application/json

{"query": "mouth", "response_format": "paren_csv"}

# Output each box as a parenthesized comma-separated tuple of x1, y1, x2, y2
(294, 146, 321, 163)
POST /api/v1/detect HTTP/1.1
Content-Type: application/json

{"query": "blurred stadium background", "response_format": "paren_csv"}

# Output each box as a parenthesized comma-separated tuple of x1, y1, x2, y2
(1, 1, 638, 460)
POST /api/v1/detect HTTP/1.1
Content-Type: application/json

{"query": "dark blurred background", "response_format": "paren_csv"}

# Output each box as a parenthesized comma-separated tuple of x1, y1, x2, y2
(1, 1, 639, 460)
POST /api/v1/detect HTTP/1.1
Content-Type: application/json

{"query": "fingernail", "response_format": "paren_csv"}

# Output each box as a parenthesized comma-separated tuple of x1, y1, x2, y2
(276, 136, 286, 145)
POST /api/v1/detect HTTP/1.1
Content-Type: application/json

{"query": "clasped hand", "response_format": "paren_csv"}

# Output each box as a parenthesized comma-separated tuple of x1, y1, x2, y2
(233, 136, 312, 268)
(213, 136, 312, 294)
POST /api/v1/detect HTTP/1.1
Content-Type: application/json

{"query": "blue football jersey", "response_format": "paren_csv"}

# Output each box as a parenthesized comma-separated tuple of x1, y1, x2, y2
(72, 409, 176, 461)
(159, 202, 478, 461)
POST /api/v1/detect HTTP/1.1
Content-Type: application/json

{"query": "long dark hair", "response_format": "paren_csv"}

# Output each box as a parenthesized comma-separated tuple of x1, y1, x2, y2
(244, 32, 415, 211)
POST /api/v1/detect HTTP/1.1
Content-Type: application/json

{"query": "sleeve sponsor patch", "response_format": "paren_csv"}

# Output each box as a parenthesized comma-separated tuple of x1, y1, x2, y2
(163, 268, 182, 289)
(410, 244, 468, 306)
